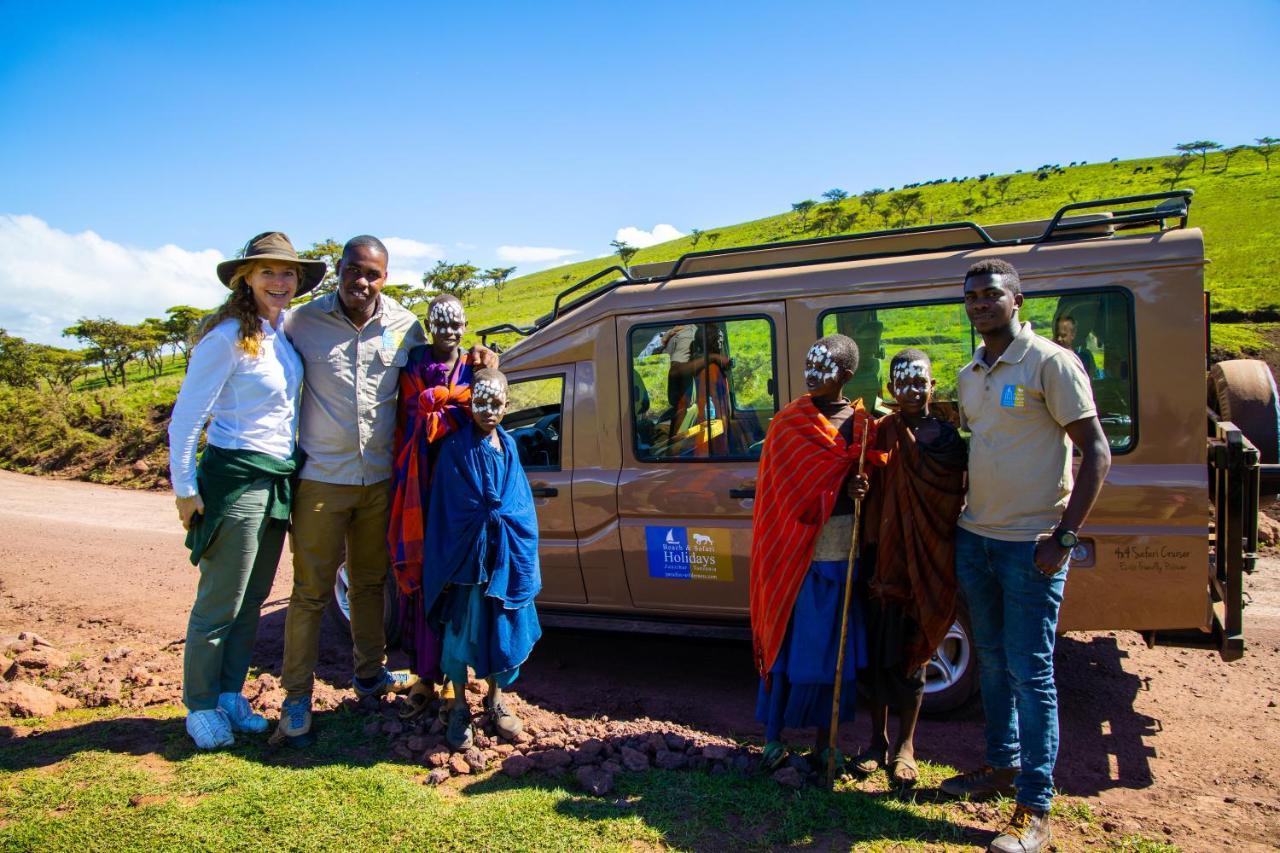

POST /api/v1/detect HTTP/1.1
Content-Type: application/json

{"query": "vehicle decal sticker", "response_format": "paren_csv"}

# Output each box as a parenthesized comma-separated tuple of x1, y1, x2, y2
(645, 526, 734, 581)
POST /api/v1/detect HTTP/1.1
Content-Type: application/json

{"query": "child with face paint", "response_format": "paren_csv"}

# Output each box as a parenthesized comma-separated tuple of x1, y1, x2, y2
(749, 334, 886, 772)
(852, 348, 967, 785)
(419, 368, 542, 750)
(387, 294, 500, 718)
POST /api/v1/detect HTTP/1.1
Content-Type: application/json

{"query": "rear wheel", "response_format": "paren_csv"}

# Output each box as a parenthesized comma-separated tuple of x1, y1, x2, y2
(1209, 359, 1280, 464)
(325, 564, 405, 647)
(921, 605, 978, 716)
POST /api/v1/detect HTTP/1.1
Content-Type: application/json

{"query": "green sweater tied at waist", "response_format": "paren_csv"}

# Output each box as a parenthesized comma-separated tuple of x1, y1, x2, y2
(184, 445, 302, 565)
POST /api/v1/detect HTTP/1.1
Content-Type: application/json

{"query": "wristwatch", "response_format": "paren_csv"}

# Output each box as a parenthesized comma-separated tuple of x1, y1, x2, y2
(1054, 528, 1079, 549)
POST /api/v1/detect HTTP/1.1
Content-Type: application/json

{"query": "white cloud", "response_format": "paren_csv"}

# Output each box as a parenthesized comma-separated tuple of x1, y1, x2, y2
(0, 214, 227, 346)
(496, 245, 580, 264)
(614, 223, 685, 249)
(382, 236, 445, 262)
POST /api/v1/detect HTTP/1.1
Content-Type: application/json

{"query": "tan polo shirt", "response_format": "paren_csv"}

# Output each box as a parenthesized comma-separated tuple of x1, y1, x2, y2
(284, 292, 426, 486)
(957, 321, 1096, 542)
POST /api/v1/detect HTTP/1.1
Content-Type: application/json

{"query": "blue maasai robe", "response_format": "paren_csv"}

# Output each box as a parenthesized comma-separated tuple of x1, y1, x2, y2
(755, 558, 866, 740)
(423, 425, 542, 685)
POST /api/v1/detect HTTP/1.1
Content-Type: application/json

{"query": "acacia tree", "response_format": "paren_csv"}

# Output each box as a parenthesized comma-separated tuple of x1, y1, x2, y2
(483, 266, 517, 302)
(790, 201, 816, 231)
(994, 175, 1013, 203)
(1255, 137, 1278, 171)
(839, 209, 861, 232)
(297, 238, 343, 296)
(689, 228, 704, 246)
(137, 319, 169, 377)
(1162, 154, 1194, 189)
(859, 188, 884, 211)
(610, 240, 638, 266)
(63, 317, 139, 387)
(887, 191, 925, 227)
(31, 345, 87, 388)
(813, 204, 840, 235)
(1175, 140, 1222, 173)
(0, 329, 38, 388)
(162, 305, 205, 365)
(423, 261, 481, 306)
(705, 232, 721, 246)
(1219, 145, 1247, 172)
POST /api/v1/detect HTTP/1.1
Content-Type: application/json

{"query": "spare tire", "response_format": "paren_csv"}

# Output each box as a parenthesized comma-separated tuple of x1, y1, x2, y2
(1209, 359, 1280, 464)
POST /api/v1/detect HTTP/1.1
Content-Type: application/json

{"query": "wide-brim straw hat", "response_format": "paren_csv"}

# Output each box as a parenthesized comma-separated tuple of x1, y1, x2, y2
(216, 231, 327, 297)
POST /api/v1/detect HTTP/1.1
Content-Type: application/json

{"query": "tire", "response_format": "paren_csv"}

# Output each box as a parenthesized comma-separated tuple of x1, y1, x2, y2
(324, 563, 405, 647)
(1209, 359, 1280, 464)
(921, 603, 979, 716)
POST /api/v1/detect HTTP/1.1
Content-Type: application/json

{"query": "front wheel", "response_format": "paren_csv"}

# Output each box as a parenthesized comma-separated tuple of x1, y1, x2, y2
(325, 563, 405, 648)
(921, 606, 978, 716)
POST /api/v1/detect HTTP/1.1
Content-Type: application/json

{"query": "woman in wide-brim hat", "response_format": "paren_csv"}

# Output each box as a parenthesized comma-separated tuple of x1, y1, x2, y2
(168, 232, 325, 749)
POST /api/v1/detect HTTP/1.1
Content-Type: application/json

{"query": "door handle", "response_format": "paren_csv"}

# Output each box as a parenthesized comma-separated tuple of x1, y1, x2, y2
(531, 486, 559, 498)
(728, 487, 756, 499)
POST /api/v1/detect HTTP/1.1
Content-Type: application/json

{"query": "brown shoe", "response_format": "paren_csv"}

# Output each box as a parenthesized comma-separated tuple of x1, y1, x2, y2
(940, 765, 1018, 800)
(987, 804, 1050, 853)
(485, 691, 523, 741)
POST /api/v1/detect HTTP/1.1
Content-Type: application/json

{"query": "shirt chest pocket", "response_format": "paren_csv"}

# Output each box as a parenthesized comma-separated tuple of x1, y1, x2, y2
(363, 345, 407, 398)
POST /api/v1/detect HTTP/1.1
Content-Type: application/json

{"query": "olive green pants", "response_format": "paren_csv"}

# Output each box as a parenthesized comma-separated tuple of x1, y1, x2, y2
(281, 479, 391, 698)
(184, 481, 286, 711)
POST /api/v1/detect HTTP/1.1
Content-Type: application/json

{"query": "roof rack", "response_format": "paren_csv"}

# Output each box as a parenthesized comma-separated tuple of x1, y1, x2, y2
(477, 189, 1192, 346)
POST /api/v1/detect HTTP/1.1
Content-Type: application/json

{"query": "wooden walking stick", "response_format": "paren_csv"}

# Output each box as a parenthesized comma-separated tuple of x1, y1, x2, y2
(827, 416, 871, 788)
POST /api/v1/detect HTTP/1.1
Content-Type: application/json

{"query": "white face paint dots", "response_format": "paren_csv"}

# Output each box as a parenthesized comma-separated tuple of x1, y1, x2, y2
(890, 359, 930, 396)
(472, 378, 506, 415)
(804, 343, 841, 384)
(428, 300, 465, 336)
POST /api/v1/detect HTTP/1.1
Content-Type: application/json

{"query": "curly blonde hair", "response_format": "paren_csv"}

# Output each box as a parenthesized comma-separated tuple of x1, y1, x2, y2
(197, 259, 300, 357)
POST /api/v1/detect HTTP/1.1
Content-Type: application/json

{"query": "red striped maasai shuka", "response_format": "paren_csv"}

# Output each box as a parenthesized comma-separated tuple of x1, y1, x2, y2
(749, 394, 885, 677)
(388, 359, 473, 594)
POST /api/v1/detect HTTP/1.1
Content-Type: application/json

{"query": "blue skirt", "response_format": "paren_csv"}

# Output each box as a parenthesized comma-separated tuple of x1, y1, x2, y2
(439, 583, 541, 687)
(755, 559, 866, 739)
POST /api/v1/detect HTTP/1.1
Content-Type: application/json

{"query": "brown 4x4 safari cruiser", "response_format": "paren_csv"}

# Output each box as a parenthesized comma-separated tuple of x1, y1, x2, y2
(334, 191, 1277, 714)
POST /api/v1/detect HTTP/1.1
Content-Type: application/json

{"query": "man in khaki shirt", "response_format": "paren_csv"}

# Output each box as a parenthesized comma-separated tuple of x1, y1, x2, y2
(274, 235, 426, 746)
(940, 259, 1111, 853)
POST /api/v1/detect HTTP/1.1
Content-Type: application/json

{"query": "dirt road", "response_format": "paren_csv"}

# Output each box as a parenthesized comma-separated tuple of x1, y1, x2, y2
(1, 469, 1278, 849)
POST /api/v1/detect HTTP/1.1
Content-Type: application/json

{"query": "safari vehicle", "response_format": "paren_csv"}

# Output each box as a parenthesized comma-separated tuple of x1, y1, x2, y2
(340, 191, 1277, 713)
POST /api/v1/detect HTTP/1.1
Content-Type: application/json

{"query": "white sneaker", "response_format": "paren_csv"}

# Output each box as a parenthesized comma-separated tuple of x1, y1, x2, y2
(217, 692, 269, 734)
(186, 709, 235, 749)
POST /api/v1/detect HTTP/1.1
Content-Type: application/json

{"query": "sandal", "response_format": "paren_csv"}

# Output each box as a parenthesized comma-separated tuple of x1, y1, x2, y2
(398, 681, 435, 720)
(761, 740, 789, 771)
(889, 752, 919, 786)
(852, 744, 888, 776)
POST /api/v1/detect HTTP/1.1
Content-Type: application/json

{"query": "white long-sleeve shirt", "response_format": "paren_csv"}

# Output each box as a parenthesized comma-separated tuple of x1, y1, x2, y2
(168, 315, 303, 498)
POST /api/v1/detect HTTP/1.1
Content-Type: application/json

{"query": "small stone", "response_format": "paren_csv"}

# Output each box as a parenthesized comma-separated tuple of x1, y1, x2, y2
(701, 744, 731, 761)
(448, 753, 471, 775)
(601, 759, 623, 776)
(655, 750, 687, 771)
(98, 678, 123, 704)
(381, 720, 405, 735)
(664, 733, 689, 752)
(132, 459, 151, 474)
(502, 754, 534, 778)
(772, 767, 805, 789)
(732, 754, 751, 773)
(0, 680, 60, 717)
(18, 632, 51, 648)
(1224, 795, 1237, 803)
(134, 687, 167, 706)
(424, 747, 450, 768)
(599, 715, 609, 723)
(16, 648, 71, 671)
(407, 736, 429, 752)
(578, 737, 605, 758)
(363, 719, 383, 737)
(688, 755, 710, 772)
(786, 754, 810, 775)
(1268, 700, 1277, 708)
(464, 747, 487, 772)
(103, 647, 132, 663)
(127, 666, 151, 684)
(576, 766, 615, 796)
(428, 718, 446, 736)
(620, 746, 650, 772)
(514, 730, 533, 745)
(536, 748, 573, 770)
(425, 768, 451, 786)
(493, 743, 515, 756)
(646, 732, 667, 755)
(0, 654, 13, 680)
(392, 741, 415, 761)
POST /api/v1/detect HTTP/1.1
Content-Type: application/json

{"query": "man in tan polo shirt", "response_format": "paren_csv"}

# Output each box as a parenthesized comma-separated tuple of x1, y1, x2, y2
(939, 259, 1111, 853)
(273, 235, 426, 746)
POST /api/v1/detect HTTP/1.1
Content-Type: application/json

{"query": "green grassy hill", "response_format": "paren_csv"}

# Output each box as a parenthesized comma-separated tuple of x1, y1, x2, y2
(1, 151, 1276, 487)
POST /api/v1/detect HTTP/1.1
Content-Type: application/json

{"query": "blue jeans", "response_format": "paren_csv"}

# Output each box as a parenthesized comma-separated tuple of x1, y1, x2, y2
(954, 527, 1067, 812)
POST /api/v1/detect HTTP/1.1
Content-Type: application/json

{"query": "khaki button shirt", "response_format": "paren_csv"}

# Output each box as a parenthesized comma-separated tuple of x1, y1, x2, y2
(284, 292, 427, 486)
(957, 321, 1096, 542)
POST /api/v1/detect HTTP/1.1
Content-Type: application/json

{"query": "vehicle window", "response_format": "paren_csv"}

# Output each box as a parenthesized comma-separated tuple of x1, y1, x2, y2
(505, 375, 564, 470)
(821, 290, 1135, 452)
(630, 317, 778, 460)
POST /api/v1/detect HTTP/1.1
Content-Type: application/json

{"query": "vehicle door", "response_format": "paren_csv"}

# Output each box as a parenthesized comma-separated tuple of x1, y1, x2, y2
(503, 366, 587, 605)
(616, 305, 788, 618)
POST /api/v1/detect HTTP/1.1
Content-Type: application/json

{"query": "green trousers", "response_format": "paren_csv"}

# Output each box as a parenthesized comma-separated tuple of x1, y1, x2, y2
(281, 479, 391, 698)
(184, 479, 286, 711)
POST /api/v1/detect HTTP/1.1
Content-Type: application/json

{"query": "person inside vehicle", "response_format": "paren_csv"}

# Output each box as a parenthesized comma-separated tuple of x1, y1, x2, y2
(942, 258, 1111, 853)
(388, 293, 499, 719)
(420, 368, 543, 751)
(853, 348, 967, 786)
(169, 232, 322, 749)
(1053, 315, 1099, 379)
(749, 334, 884, 772)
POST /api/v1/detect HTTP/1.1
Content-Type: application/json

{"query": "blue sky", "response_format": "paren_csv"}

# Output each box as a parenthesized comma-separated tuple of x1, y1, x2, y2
(1, 1, 1277, 343)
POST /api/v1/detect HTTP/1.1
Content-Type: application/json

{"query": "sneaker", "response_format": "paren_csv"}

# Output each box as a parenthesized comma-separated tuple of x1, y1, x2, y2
(484, 692, 523, 740)
(445, 702, 474, 751)
(186, 709, 234, 750)
(988, 804, 1051, 853)
(270, 695, 314, 747)
(217, 692, 269, 734)
(940, 765, 1019, 800)
(352, 668, 418, 700)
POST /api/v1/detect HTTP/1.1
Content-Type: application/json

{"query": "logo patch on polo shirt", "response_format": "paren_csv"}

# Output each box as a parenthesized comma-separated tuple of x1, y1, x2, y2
(380, 328, 404, 351)
(1000, 384, 1026, 407)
